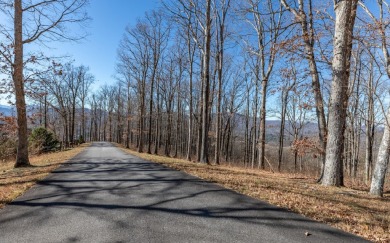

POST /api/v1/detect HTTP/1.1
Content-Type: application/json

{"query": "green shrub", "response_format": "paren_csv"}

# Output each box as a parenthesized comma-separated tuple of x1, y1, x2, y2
(0, 134, 17, 161)
(78, 135, 85, 144)
(29, 127, 60, 154)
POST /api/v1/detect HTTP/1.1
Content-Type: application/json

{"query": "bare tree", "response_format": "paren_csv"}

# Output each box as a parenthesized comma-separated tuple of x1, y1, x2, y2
(280, 0, 328, 179)
(184, 21, 197, 161)
(78, 65, 94, 141)
(214, 0, 231, 165)
(277, 64, 298, 171)
(359, 0, 390, 196)
(199, 0, 212, 164)
(0, 0, 89, 167)
(242, 0, 283, 169)
(286, 83, 311, 172)
(118, 20, 151, 153)
(40, 68, 71, 147)
(145, 10, 170, 154)
(322, 0, 358, 186)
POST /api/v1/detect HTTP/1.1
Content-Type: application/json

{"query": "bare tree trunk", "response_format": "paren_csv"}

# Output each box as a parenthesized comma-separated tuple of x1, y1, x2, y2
(244, 113, 249, 166)
(258, 79, 267, 169)
(353, 117, 361, 178)
(13, 0, 30, 167)
(278, 90, 288, 172)
(214, 0, 230, 165)
(126, 85, 131, 148)
(63, 114, 69, 147)
(224, 119, 231, 162)
(126, 117, 131, 148)
(81, 98, 85, 140)
(165, 107, 172, 157)
(200, 0, 212, 164)
(138, 81, 146, 153)
(174, 84, 181, 158)
(244, 86, 250, 166)
(147, 68, 156, 154)
(294, 150, 298, 172)
(117, 86, 123, 144)
(251, 75, 259, 169)
(196, 110, 202, 162)
(365, 67, 374, 183)
(370, 108, 390, 197)
(44, 93, 48, 129)
(214, 45, 222, 165)
(186, 53, 194, 161)
(71, 98, 76, 143)
(154, 85, 161, 154)
(322, 0, 357, 186)
(351, 53, 362, 178)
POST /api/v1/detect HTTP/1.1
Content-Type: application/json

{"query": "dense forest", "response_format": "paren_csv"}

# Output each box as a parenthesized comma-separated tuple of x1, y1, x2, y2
(0, 0, 389, 197)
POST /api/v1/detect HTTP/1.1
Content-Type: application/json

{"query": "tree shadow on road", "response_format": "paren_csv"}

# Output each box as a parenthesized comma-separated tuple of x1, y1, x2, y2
(0, 150, 367, 242)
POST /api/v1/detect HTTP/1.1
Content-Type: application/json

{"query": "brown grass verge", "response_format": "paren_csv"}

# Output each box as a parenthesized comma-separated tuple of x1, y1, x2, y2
(0, 143, 89, 209)
(120, 147, 389, 243)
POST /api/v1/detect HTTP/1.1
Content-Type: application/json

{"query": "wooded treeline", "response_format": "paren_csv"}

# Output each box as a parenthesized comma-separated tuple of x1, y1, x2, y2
(0, 0, 390, 196)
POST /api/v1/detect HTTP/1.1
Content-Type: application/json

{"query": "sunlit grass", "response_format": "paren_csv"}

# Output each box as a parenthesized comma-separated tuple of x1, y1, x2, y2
(0, 143, 89, 208)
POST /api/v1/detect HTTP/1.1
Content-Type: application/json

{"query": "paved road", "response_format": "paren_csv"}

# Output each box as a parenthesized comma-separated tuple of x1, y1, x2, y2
(0, 142, 367, 243)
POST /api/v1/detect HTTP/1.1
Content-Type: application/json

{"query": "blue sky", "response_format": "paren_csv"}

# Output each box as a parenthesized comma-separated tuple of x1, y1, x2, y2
(35, 0, 378, 95)
(0, 1, 381, 107)
(0, 1, 160, 105)
(46, 0, 160, 91)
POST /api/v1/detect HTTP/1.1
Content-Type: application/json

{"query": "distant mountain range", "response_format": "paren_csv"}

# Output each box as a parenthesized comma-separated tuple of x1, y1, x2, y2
(0, 105, 15, 116)
(1, 105, 377, 144)
(228, 113, 320, 144)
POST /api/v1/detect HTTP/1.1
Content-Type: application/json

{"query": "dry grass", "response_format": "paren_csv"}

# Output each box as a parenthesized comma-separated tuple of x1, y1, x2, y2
(120, 147, 389, 243)
(0, 144, 89, 209)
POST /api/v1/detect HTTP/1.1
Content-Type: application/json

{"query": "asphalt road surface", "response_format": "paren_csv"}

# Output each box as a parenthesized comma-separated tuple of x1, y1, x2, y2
(0, 142, 368, 243)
